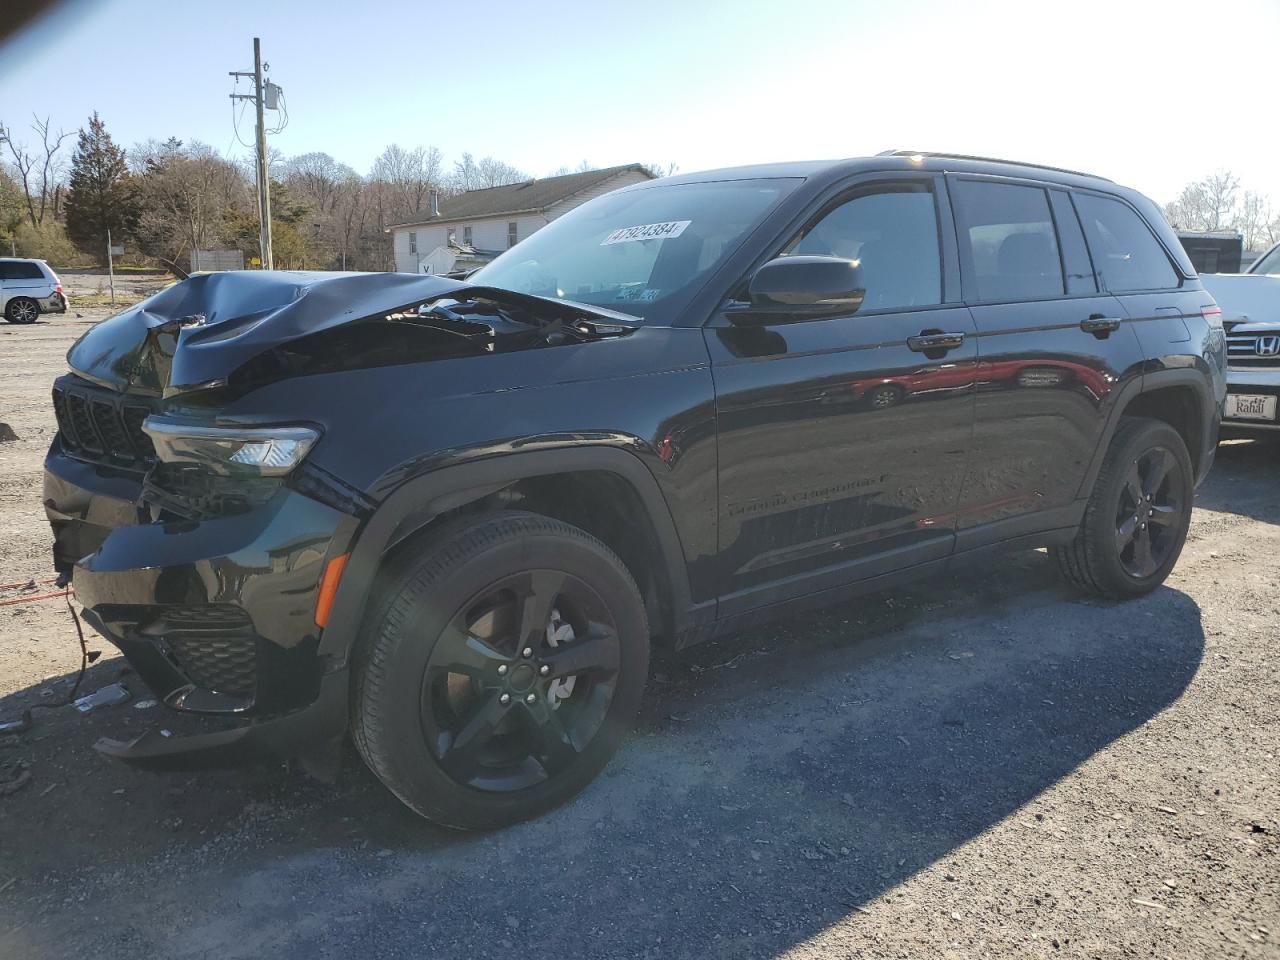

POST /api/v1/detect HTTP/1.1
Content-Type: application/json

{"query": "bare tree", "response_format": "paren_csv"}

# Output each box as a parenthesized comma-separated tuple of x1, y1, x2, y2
(282, 151, 356, 214)
(371, 144, 443, 221)
(449, 152, 528, 192)
(332, 176, 371, 270)
(0, 115, 72, 227)
(1165, 170, 1280, 253)
(132, 139, 253, 267)
(1200, 171, 1240, 231)
(1236, 191, 1276, 251)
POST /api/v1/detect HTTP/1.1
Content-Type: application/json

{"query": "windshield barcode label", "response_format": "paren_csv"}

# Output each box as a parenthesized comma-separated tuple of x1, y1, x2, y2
(601, 220, 692, 245)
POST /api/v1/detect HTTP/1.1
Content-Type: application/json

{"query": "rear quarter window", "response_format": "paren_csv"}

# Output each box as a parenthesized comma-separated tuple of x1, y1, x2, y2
(1073, 193, 1180, 292)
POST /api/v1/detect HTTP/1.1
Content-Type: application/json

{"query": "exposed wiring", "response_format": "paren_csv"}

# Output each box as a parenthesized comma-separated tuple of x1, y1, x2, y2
(267, 87, 289, 135)
(0, 587, 91, 730)
(231, 89, 255, 150)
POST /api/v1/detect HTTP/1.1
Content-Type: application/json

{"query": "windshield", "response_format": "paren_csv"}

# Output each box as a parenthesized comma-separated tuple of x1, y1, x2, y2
(1249, 244, 1280, 275)
(470, 178, 796, 321)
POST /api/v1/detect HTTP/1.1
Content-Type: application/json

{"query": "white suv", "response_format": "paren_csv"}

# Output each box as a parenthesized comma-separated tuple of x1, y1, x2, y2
(1202, 243, 1280, 438)
(1, 258, 66, 324)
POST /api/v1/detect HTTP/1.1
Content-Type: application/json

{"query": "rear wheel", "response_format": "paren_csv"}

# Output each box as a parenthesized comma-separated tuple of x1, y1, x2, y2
(352, 511, 649, 829)
(1053, 417, 1193, 599)
(5, 297, 38, 324)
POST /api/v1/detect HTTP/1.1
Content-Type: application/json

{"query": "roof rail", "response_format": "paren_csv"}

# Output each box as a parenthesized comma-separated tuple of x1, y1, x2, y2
(877, 149, 1111, 182)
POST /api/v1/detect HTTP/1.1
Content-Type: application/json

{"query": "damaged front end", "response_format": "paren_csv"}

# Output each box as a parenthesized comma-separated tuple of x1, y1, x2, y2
(43, 270, 637, 767)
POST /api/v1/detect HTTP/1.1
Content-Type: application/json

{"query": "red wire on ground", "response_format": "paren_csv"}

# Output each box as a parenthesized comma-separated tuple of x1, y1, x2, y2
(0, 589, 72, 607)
(0, 577, 61, 591)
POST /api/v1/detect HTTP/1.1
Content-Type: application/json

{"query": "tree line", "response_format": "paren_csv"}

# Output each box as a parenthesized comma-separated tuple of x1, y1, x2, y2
(1162, 170, 1280, 253)
(0, 112, 611, 272)
(11, 110, 1274, 273)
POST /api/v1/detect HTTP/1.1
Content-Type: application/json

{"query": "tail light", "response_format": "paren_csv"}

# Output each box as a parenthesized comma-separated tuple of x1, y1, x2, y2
(1201, 305, 1223, 330)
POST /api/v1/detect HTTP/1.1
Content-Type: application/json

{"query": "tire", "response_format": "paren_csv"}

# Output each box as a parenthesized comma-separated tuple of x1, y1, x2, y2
(4, 297, 39, 324)
(1052, 417, 1194, 599)
(351, 511, 649, 829)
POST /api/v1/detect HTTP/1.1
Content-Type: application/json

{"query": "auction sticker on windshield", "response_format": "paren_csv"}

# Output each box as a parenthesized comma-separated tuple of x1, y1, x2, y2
(601, 221, 691, 245)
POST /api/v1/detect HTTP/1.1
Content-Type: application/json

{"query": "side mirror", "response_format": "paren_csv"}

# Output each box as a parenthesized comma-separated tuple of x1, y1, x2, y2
(745, 255, 865, 317)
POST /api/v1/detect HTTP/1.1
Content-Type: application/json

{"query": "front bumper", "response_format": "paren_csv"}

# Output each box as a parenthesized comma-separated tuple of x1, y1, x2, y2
(44, 442, 356, 763)
(1222, 367, 1280, 436)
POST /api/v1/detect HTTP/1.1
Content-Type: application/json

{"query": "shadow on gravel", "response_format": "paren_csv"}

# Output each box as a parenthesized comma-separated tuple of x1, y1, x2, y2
(1196, 438, 1280, 525)
(0, 550, 1204, 960)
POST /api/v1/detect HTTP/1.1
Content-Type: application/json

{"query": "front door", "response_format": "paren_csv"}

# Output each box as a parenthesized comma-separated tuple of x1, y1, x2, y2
(707, 177, 976, 615)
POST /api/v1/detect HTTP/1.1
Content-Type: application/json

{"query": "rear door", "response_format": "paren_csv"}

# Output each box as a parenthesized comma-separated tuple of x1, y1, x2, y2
(707, 174, 977, 614)
(1070, 190, 1206, 360)
(947, 176, 1146, 545)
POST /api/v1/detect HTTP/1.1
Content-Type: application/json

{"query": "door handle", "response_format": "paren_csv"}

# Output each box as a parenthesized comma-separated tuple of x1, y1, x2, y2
(1080, 314, 1122, 335)
(907, 331, 966, 353)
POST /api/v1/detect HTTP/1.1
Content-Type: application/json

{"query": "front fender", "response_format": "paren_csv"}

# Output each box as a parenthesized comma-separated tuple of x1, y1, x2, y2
(317, 444, 699, 664)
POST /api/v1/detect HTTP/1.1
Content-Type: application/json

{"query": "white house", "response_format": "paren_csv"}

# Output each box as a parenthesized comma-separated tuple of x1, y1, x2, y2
(388, 163, 655, 275)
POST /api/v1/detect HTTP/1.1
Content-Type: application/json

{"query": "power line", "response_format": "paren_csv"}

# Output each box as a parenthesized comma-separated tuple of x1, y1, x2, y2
(230, 94, 254, 150)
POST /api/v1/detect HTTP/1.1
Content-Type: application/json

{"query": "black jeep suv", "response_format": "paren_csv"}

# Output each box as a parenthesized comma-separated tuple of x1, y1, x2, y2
(44, 152, 1226, 828)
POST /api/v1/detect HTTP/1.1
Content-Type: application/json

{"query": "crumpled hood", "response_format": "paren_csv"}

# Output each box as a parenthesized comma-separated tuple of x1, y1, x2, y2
(1200, 273, 1280, 327)
(67, 271, 471, 396)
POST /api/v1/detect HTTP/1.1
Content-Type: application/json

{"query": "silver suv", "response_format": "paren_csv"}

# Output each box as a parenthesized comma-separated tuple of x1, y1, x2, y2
(1, 258, 66, 324)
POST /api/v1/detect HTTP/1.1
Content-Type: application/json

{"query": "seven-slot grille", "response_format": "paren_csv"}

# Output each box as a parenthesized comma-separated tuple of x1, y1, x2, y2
(1224, 321, 1280, 369)
(51, 375, 157, 470)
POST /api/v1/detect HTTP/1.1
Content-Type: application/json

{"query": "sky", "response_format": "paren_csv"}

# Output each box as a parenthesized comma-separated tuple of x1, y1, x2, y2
(2, 0, 1278, 206)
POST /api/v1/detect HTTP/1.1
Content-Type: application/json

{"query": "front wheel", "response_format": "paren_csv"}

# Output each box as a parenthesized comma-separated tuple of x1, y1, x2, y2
(351, 511, 649, 829)
(1053, 417, 1194, 599)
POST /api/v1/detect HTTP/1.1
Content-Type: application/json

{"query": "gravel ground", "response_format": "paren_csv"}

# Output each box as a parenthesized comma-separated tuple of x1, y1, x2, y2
(0, 281, 1276, 959)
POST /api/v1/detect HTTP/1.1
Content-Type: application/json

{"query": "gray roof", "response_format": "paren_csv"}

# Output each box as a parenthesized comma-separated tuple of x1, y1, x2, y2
(389, 164, 653, 229)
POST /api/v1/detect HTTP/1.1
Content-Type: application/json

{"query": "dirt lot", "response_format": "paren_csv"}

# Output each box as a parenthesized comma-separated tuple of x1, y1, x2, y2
(0, 280, 1276, 959)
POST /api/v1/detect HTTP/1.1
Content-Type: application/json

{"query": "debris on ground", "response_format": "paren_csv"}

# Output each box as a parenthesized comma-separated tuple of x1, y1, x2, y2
(0, 422, 18, 442)
(72, 682, 130, 714)
(0, 710, 32, 734)
(133, 699, 158, 710)
(0, 760, 32, 796)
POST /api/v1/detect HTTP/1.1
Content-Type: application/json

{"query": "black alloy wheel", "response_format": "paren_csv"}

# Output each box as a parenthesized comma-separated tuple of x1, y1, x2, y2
(352, 511, 649, 829)
(423, 569, 621, 792)
(1113, 445, 1185, 579)
(1053, 416, 1194, 599)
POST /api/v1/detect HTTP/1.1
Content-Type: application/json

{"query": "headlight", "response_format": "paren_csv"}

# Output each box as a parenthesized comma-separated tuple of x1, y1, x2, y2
(142, 417, 320, 477)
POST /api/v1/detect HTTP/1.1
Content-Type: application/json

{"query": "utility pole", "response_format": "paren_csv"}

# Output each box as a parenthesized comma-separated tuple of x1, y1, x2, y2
(230, 38, 274, 269)
(106, 228, 115, 306)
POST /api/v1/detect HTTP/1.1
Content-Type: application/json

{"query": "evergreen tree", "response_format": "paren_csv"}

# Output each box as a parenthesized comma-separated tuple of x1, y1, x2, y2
(64, 112, 138, 261)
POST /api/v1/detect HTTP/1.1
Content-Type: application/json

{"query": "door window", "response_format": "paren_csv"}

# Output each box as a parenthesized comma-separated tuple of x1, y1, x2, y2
(1073, 193, 1180, 292)
(783, 183, 942, 312)
(952, 180, 1064, 302)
